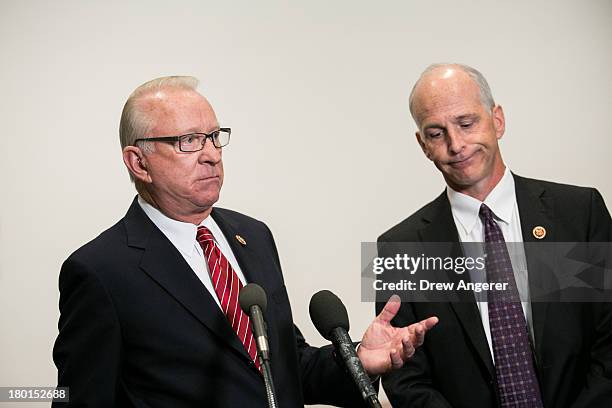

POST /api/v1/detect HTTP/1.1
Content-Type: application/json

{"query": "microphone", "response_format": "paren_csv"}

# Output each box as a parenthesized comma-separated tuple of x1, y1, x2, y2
(239, 283, 270, 361)
(309, 290, 382, 408)
(239, 283, 277, 408)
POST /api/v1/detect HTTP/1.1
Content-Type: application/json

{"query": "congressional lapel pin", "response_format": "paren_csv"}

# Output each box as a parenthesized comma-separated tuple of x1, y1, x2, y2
(235, 234, 247, 246)
(532, 226, 547, 239)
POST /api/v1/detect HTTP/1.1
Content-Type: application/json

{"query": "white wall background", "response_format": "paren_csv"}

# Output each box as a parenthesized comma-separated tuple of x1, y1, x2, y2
(0, 0, 610, 406)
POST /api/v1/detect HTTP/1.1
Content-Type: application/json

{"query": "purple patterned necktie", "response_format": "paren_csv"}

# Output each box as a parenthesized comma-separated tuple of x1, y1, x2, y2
(479, 204, 544, 408)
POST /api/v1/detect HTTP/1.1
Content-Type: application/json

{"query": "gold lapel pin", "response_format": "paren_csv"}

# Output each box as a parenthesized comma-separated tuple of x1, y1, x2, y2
(235, 234, 247, 246)
(532, 226, 546, 239)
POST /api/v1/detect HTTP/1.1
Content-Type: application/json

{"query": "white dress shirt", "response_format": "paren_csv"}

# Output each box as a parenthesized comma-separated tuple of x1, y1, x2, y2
(446, 167, 534, 362)
(138, 196, 247, 309)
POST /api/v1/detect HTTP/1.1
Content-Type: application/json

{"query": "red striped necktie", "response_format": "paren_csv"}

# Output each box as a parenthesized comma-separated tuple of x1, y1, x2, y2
(196, 226, 260, 369)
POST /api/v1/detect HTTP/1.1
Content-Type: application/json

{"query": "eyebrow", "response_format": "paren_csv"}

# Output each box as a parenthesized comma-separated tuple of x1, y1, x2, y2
(182, 125, 220, 134)
(423, 123, 445, 130)
(422, 113, 480, 130)
(453, 114, 478, 123)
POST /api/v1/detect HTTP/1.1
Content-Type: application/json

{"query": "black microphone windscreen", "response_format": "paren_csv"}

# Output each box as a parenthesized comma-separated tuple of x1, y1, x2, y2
(239, 283, 267, 314)
(309, 290, 350, 341)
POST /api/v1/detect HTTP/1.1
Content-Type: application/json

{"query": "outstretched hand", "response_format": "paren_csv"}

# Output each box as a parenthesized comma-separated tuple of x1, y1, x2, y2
(357, 295, 438, 376)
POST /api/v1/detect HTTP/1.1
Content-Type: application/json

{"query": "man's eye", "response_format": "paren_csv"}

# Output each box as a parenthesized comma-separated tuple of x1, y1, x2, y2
(459, 122, 473, 128)
(428, 131, 442, 138)
(183, 135, 196, 144)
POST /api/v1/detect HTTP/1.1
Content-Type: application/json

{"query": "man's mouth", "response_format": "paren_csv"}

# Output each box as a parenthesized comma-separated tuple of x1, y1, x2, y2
(448, 151, 477, 168)
(197, 175, 219, 181)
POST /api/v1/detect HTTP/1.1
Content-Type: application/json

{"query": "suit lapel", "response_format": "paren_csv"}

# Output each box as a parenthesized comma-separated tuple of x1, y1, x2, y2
(514, 175, 555, 361)
(211, 208, 276, 290)
(123, 199, 256, 368)
(418, 193, 496, 378)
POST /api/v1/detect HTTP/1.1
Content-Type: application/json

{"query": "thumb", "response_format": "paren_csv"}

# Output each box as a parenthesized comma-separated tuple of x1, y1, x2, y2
(377, 294, 401, 324)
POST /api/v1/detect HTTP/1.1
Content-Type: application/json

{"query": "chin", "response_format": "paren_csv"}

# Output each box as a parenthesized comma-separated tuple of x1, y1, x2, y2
(446, 171, 485, 191)
(457, 161, 487, 179)
(447, 170, 475, 185)
(191, 193, 220, 209)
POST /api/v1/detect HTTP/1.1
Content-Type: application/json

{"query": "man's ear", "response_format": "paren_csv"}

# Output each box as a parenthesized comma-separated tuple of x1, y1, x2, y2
(415, 131, 431, 159)
(492, 104, 506, 140)
(123, 146, 152, 183)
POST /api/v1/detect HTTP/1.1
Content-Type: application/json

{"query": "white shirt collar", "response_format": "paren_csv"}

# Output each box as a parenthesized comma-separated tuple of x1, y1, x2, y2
(446, 167, 516, 235)
(137, 196, 220, 256)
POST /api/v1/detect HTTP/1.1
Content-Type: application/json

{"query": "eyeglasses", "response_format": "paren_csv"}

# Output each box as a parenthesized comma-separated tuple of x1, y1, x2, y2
(134, 128, 231, 152)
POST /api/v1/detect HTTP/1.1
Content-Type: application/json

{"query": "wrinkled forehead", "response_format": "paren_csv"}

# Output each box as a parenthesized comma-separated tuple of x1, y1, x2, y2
(412, 72, 483, 124)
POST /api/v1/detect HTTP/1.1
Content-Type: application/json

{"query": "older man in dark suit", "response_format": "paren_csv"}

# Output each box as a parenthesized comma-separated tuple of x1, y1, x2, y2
(52, 76, 438, 407)
(377, 64, 612, 408)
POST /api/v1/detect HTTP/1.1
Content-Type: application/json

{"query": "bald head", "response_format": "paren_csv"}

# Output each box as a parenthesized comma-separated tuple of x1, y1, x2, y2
(136, 88, 217, 141)
(409, 64, 495, 127)
(119, 76, 220, 203)
(407, 63, 506, 201)
(120, 76, 225, 222)
(120, 76, 208, 152)
(119, 76, 217, 175)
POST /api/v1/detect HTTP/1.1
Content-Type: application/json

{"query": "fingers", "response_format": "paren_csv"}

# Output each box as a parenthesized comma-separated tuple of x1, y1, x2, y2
(412, 323, 425, 347)
(401, 337, 415, 360)
(364, 311, 438, 374)
(420, 316, 439, 330)
(376, 294, 401, 324)
(407, 316, 439, 347)
(389, 348, 404, 369)
(390, 332, 415, 367)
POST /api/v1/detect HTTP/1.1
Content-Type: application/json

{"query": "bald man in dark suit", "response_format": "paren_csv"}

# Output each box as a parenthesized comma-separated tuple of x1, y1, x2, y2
(377, 64, 612, 408)
(53, 76, 438, 407)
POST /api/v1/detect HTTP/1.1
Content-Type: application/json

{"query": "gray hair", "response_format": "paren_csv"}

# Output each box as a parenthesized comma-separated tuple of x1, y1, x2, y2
(119, 76, 199, 183)
(409, 63, 495, 123)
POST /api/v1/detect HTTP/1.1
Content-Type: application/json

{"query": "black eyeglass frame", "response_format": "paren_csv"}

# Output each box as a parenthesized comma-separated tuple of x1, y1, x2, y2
(134, 128, 231, 152)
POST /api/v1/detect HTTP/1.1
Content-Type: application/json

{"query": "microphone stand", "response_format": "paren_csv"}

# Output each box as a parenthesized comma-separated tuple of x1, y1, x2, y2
(250, 305, 278, 408)
(260, 356, 278, 408)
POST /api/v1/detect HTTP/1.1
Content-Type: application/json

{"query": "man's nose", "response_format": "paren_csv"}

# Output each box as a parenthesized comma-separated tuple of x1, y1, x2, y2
(446, 129, 466, 155)
(198, 137, 222, 163)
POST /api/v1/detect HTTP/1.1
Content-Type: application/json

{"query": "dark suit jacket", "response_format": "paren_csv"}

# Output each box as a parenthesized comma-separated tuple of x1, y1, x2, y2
(53, 198, 365, 407)
(376, 175, 612, 408)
